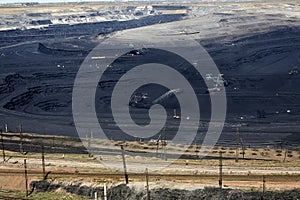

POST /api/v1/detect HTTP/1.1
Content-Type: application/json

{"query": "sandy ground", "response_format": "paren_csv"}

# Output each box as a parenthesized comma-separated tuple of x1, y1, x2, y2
(0, 132, 299, 191)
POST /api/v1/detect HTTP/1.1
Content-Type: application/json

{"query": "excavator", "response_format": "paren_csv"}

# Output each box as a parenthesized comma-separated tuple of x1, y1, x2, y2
(129, 88, 182, 109)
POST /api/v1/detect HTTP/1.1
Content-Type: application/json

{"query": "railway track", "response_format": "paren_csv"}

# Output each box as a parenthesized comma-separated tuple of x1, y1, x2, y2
(0, 169, 299, 182)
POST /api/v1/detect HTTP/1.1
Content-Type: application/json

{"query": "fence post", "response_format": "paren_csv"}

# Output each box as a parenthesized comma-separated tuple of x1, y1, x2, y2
(235, 127, 239, 162)
(104, 183, 107, 200)
(261, 175, 266, 200)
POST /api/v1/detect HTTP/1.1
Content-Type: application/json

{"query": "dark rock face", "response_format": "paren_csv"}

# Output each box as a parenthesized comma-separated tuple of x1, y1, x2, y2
(0, 3, 300, 146)
(30, 181, 300, 200)
(0, 14, 185, 47)
(30, 20, 52, 26)
(152, 5, 188, 10)
(38, 43, 88, 57)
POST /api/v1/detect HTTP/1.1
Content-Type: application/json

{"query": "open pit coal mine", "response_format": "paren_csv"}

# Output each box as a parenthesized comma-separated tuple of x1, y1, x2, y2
(0, 3, 300, 149)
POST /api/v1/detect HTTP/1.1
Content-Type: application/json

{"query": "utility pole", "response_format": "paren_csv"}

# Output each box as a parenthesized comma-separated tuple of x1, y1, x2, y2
(120, 145, 129, 184)
(235, 127, 240, 162)
(145, 168, 150, 200)
(156, 134, 161, 158)
(41, 145, 45, 177)
(52, 136, 55, 152)
(29, 134, 33, 152)
(195, 142, 199, 159)
(24, 159, 28, 197)
(162, 127, 167, 161)
(19, 124, 23, 154)
(156, 127, 167, 160)
(219, 151, 223, 188)
(87, 130, 92, 157)
(1, 130, 5, 163)
(240, 138, 245, 159)
(283, 149, 287, 162)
